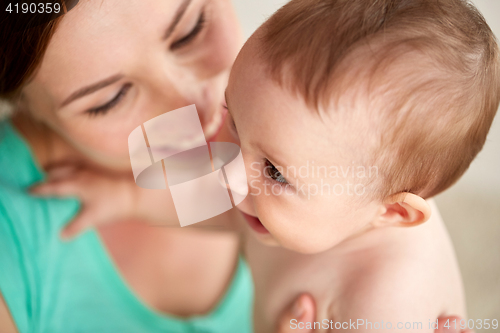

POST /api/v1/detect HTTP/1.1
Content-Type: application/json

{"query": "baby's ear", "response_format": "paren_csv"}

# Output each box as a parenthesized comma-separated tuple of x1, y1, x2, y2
(372, 193, 431, 228)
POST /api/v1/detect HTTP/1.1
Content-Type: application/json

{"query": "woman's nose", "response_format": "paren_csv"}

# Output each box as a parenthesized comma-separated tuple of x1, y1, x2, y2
(149, 76, 194, 113)
(136, 51, 228, 139)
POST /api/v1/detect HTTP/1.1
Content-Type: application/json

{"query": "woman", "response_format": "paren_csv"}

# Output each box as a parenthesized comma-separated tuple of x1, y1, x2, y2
(0, 0, 472, 332)
(0, 0, 256, 332)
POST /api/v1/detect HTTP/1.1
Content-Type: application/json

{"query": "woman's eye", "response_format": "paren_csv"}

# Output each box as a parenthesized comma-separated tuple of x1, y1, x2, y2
(86, 83, 132, 117)
(171, 11, 206, 50)
(264, 159, 289, 185)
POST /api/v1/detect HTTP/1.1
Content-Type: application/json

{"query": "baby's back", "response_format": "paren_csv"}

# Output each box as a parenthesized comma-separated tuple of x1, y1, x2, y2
(245, 200, 465, 333)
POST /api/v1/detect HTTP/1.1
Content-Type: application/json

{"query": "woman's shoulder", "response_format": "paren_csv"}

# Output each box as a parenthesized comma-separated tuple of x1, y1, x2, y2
(0, 118, 80, 239)
(0, 119, 44, 189)
(0, 184, 79, 241)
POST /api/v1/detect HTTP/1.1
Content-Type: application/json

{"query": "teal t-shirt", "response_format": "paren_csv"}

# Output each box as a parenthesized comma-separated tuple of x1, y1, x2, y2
(0, 120, 254, 333)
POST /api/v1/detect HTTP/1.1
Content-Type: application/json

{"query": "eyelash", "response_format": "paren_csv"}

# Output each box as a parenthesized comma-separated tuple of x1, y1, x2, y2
(86, 83, 132, 117)
(84, 12, 206, 117)
(171, 11, 206, 50)
(264, 159, 289, 186)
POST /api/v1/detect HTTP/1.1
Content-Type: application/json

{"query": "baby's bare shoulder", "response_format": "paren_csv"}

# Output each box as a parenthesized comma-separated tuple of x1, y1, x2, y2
(326, 216, 464, 331)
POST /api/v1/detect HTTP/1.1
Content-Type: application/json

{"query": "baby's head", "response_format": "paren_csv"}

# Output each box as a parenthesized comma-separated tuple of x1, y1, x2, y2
(226, 0, 500, 253)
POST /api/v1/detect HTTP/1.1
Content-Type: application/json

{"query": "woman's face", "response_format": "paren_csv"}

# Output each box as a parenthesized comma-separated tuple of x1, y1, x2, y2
(22, 0, 242, 169)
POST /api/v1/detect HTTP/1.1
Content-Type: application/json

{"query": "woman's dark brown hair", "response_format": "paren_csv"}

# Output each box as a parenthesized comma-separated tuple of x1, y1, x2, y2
(0, 1, 76, 100)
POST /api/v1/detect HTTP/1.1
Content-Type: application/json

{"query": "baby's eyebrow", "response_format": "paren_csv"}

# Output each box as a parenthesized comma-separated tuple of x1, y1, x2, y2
(224, 89, 308, 188)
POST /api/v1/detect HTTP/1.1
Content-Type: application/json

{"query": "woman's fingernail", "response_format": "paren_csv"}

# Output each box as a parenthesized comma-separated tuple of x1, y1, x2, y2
(292, 297, 305, 318)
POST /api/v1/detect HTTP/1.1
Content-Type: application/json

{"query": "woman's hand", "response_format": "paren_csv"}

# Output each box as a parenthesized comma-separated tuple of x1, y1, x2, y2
(30, 163, 235, 239)
(276, 294, 474, 333)
(30, 163, 183, 239)
(30, 164, 140, 239)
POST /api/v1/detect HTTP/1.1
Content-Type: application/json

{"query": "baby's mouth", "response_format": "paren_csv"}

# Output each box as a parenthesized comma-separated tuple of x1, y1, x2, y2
(240, 211, 269, 234)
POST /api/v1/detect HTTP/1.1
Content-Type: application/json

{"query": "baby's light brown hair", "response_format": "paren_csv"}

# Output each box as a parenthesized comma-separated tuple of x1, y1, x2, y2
(257, 0, 500, 200)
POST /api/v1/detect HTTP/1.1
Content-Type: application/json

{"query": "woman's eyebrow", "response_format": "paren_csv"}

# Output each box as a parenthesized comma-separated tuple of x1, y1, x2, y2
(60, 0, 193, 108)
(163, 0, 193, 41)
(60, 74, 124, 107)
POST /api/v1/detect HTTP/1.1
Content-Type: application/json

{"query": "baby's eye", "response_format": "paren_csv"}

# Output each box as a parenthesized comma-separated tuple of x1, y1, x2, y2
(264, 159, 289, 185)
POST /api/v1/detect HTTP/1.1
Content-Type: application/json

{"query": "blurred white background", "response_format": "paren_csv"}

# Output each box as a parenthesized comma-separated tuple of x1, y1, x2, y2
(232, 0, 500, 328)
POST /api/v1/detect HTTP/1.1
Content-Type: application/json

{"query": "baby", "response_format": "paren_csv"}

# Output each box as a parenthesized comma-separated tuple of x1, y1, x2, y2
(31, 0, 499, 332)
(223, 0, 499, 331)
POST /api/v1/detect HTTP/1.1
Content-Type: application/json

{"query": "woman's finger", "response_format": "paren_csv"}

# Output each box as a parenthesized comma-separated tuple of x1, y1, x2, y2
(45, 164, 78, 181)
(436, 316, 474, 333)
(30, 180, 81, 198)
(276, 293, 316, 333)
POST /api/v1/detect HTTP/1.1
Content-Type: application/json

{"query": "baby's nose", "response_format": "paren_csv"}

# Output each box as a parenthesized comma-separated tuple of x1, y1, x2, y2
(211, 142, 248, 206)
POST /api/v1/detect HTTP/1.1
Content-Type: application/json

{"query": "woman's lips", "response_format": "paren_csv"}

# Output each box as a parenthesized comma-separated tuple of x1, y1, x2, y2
(205, 107, 228, 142)
(240, 211, 269, 234)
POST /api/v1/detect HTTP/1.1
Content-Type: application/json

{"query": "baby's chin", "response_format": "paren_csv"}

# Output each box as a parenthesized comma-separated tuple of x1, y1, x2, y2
(252, 231, 281, 247)
(251, 227, 334, 253)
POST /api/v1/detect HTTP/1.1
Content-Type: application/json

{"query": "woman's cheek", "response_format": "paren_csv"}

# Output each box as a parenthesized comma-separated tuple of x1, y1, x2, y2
(200, 3, 242, 75)
(58, 121, 132, 167)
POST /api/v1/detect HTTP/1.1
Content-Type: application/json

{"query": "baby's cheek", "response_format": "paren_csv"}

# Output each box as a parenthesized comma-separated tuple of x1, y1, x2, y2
(236, 194, 255, 216)
(258, 207, 316, 253)
(282, 215, 343, 254)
